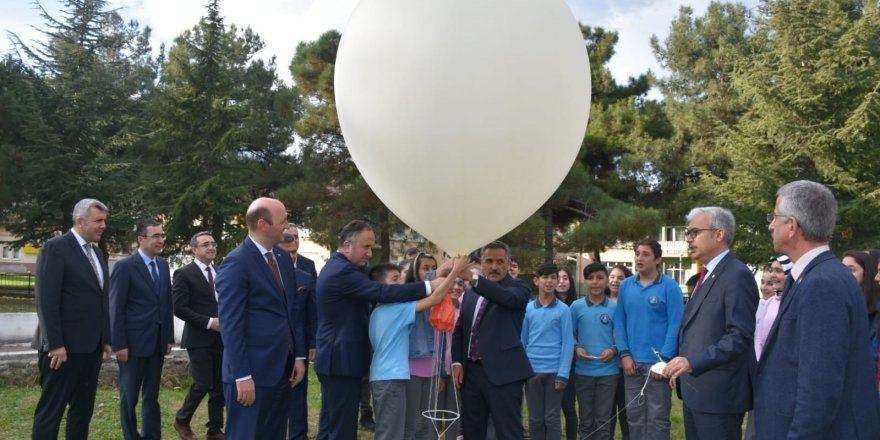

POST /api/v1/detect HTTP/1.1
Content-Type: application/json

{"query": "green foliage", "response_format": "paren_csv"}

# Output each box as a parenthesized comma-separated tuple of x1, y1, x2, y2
(1, 0, 158, 251)
(145, 0, 296, 260)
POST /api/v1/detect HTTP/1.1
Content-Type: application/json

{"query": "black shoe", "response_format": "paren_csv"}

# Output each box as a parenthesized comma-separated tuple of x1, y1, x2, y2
(359, 412, 376, 432)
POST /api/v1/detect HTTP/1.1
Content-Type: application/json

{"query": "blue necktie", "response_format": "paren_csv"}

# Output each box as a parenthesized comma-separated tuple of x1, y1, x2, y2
(149, 260, 160, 292)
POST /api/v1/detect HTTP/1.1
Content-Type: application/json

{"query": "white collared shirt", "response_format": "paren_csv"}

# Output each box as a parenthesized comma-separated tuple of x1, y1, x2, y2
(790, 245, 831, 282)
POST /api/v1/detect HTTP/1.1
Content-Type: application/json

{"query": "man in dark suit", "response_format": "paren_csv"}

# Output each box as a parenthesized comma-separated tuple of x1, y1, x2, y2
(451, 240, 534, 440)
(172, 231, 225, 440)
(754, 180, 880, 439)
(280, 224, 318, 440)
(31, 198, 112, 440)
(663, 207, 758, 439)
(110, 218, 175, 440)
(315, 220, 447, 440)
(216, 197, 307, 439)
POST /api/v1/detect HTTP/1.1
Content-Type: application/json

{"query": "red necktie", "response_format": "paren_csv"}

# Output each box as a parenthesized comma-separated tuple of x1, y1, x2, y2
(265, 251, 284, 292)
(206, 266, 215, 293)
(468, 299, 488, 361)
(692, 268, 708, 299)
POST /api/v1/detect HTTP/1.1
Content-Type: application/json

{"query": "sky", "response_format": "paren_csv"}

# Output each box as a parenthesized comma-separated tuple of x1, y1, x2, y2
(0, 0, 760, 91)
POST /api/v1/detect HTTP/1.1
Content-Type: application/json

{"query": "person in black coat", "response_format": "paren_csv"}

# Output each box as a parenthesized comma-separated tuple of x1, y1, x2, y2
(32, 198, 112, 440)
(172, 231, 225, 440)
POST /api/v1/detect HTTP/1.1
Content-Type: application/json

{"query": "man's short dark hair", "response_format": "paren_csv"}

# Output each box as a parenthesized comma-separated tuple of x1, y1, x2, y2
(369, 263, 400, 283)
(583, 262, 608, 279)
(136, 218, 161, 236)
(534, 263, 558, 277)
(480, 241, 511, 258)
(634, 238, 662, 259)
(189, 231, 212, 249)
(338, 220, 373, 249)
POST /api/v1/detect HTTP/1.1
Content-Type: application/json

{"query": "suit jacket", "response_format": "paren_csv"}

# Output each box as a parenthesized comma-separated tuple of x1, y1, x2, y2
(754, 250, 880, 439)
(452, 274, 534, 386)
(32, 231, 111, 353)
(110, 251, 174, 357)
(216, 237, 305, 386)
(314, 252, 427, 377)
(678, 252, 757, 413)
(294, 254, 318, 350)
(172, 261, 222, 349)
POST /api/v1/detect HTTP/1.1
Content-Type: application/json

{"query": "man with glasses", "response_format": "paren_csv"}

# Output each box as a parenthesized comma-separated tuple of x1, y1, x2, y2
(753, 180, 880, 438)
(281, 224, 318, 440)
(172, 232, 225, 440)
(663, 207, 757, 440)
(110, 218, 175, 440)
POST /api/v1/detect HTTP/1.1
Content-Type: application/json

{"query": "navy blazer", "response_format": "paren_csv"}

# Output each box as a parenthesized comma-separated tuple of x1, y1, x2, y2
(172, 261, 222, 349)
(32, 231, 111, 353)
(314, 252, 427, 377)
(109, 252, 174, 357)
(295, 254, 318, 350)
(452, 274, 534, 386)
(754, 250, 880, 439)
(216, 237, 305, 386)
(678, 252, 757, 413)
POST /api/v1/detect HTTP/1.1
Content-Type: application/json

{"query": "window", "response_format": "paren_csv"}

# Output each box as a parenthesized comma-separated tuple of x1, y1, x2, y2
(0, 243, 21, 260)
(663, 261, 686, 285)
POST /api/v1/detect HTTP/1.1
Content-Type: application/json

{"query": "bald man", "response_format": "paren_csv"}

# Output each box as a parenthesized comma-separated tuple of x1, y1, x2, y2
(216, 198, 307, 439)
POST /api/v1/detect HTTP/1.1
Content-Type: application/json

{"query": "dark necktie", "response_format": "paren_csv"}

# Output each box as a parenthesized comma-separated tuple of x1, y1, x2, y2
(265, 251, 284, 292)
(468, 298, 489, 362)
(206, 266, 215, 293)
(149, 260, 160, 292)
(691, 268, 708, 300)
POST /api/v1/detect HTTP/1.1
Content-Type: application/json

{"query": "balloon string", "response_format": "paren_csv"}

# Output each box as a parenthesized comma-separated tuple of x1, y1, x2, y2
(580, 372, 651, 440)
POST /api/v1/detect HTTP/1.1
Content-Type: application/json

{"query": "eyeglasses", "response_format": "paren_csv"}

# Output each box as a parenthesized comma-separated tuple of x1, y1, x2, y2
(281, 233, 299, 243)
(766, 213, 790, 223)
(684, 228, 718, 239)
(141, 233, 166, 240)
(198, 242, 218, 248)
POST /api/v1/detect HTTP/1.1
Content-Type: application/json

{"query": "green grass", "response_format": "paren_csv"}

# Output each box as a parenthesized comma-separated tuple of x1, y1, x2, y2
(0, 295, 35, 313)
(1, 368, 690, 439)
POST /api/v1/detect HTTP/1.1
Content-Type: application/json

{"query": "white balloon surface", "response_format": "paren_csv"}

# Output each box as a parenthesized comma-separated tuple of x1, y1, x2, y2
(335, 0, 591, 255)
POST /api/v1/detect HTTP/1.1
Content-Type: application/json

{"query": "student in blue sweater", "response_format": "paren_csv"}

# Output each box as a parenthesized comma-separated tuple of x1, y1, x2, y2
(613, 239, 684, 440)
(521, 263, 575, 440)
(368, 256, 468, 440)
(571, 263, 619, 440)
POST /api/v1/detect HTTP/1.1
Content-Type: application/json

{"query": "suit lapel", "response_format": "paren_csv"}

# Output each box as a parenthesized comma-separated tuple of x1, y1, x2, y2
(133, 252, 158, 294)
(244, 238, 285, 301)
(681, 254, 730, 328)
(63, 232, 103, 293)
(762, 251, 834, 357)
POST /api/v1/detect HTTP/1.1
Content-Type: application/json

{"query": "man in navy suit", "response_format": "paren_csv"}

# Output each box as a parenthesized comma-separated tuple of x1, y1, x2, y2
(110, 218, 175, 440)
(216, 198, 307, 439)
(32, 198, 112, 440)
(315, 220, 447, 440)
(172, 231, 225, 440)
(451, 240, 534, 440)
(754, 180, 880, 439)
(663, 207, 758, 439)
(281, 224, 318, 440)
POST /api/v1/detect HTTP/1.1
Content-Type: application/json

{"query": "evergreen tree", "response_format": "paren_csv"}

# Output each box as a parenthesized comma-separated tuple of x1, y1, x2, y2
(146, 0, 297, 258)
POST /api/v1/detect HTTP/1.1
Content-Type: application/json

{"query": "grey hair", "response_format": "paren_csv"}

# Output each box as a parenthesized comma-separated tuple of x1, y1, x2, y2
(189, 231, 212, 249)
(287, 223, 298, 229)
(687, 207, 736, 246)
(777, 180, 837, 243)
(480, 240, 511, 258)
(72, 198, 108, 222)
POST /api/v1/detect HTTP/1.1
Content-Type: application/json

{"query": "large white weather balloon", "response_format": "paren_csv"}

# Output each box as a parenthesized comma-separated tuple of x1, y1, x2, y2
(335, 0, 591, 255)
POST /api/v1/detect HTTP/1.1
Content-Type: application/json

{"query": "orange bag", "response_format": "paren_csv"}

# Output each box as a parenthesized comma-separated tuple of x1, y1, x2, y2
(429, 295, 456, 331)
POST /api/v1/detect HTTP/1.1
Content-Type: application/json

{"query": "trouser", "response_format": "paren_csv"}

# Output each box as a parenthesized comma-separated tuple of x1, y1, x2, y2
(610, 369, 630, 440)
(119, 352, 165, 440)
(682, 403, 744, 440)
(372, 380, 406, 440)
(404, 375, 433, 439)
(525, 373, 564, 440)
(575, 374, 619, 440)
(561, 374, 578, 440)
(623, 363, 672, 440)
(32, 348, 103, 440)
(177, 346, 225, 435)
